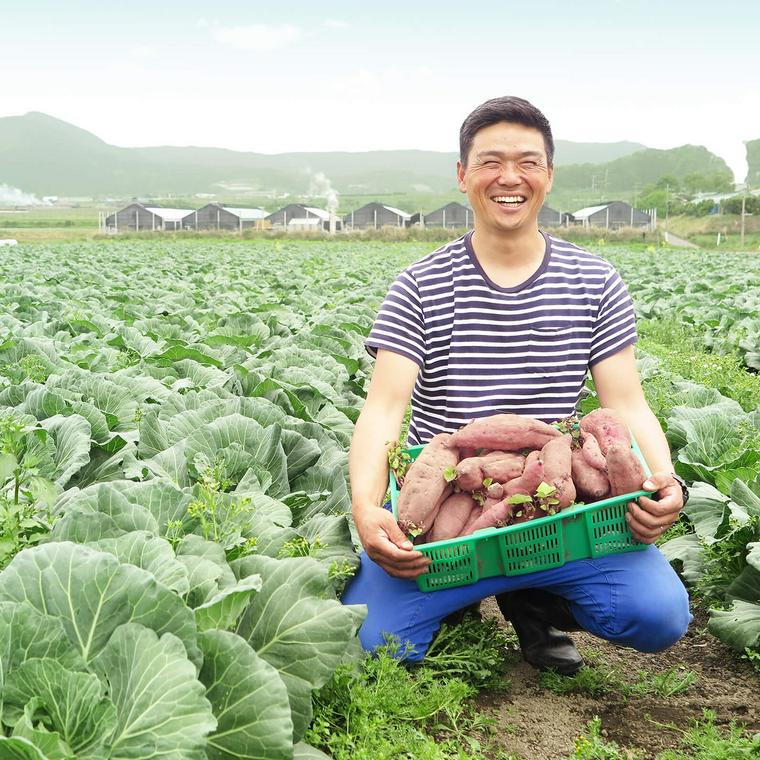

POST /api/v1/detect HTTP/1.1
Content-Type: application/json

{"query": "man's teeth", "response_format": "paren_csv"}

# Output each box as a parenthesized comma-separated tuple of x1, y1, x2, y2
(493, 196, 526, 204)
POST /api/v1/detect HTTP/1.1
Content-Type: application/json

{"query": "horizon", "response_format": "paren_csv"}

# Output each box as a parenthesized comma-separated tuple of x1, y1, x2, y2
(2, 1, 757, 182)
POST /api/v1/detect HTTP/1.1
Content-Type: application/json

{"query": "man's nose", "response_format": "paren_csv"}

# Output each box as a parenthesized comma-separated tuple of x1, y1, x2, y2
(497, 162, 521, 185)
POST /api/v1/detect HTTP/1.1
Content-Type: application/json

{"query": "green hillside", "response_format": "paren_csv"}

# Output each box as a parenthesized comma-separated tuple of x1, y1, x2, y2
(0, 112, 734, 208)
(0, 112, 646, 199)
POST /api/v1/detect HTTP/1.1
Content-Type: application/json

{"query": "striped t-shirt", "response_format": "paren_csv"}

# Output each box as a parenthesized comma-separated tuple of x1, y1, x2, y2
(366, 231, 637, 446)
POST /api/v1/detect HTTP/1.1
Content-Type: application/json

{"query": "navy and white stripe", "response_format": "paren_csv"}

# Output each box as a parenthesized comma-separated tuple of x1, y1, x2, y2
(366, 231, 637, 445)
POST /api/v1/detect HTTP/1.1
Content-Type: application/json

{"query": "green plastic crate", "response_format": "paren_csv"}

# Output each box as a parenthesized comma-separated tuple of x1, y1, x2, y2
(390, 438, 653, 592)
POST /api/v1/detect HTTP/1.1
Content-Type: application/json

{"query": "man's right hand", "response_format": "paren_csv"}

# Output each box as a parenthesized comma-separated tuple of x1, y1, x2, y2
(354, 506, 431, 579)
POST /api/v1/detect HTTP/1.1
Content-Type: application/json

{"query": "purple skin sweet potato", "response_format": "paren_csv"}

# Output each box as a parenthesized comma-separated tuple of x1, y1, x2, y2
(455, 452, 525, 491)
(579, 409, 631, 456)
(580, 431, 607, 471)
(455, 456, 490, 491)
(540, 435, 576, 509)
(503, 450, 544, 498)
(447, 413, 561, 451)
(428, 493, 477, 542)
(486, 482, 504, 500)
(571, 448, 610, 502)
(459, 503, 484, 536)
(482, 453, 525, 483)
(397, 433, 459, 534)
(465, 497, 516, 533)
(606, 443, 647, 496)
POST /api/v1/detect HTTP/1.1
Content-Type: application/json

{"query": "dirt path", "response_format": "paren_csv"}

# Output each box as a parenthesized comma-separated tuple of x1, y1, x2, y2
(662, 230, 699, 248)
(476, 599, 759, 759)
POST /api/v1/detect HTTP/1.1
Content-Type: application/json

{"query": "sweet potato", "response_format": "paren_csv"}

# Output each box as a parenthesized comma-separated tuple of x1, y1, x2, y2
(460, 503, 484, 536)
(571, 448, 610, 502)
(579, 409, 631, 456)
(396, 433, 458, 533)
(428, 493, 477, 542)
(540, 435, 576, 509)
(606, 444, 647, 496)
(482, 453, 525, 483)
(580, 431, 606, 470)
(503, 450, 544, 499)
(447, 413, 561, 451)
(465, 497, 516, 533)
(486, 482, 504, 500)
(455, 451, 524, 491)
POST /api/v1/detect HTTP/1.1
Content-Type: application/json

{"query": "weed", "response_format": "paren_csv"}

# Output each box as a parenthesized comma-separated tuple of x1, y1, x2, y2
(306, 640, 500, 760)
(653, 709, 760, 758)
(540, 658, 697, 700)
(568, 717, 643, 759)
(424, 613, 515, 691)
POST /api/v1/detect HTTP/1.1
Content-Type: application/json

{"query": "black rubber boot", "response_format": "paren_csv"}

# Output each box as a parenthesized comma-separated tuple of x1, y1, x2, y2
(496, 589, 584, 676)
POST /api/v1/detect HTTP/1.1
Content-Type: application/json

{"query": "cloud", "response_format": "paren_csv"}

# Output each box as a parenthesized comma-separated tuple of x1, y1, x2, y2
(212, 24, 303, 52)
(322, 19, 350, 29)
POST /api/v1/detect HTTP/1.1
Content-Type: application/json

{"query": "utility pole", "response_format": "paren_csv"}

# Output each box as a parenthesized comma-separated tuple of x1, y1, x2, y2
(665, 184, 670, 229)
(740, 193, 746, 248)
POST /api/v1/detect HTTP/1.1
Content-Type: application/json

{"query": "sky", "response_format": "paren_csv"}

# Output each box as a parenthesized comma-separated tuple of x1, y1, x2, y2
(2, 0, 758, 181)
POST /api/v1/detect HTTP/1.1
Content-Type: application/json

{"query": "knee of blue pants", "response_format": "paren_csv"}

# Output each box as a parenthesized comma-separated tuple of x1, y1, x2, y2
(607, 576, 691, 652)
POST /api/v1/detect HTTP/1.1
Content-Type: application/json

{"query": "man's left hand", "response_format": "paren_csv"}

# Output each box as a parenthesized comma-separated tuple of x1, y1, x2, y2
(626, 471, 684, 544)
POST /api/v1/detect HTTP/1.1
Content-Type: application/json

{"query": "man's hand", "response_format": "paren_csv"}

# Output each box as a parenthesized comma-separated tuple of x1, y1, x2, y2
(355, 506, 431, 578)
(625, 471, 684, 544)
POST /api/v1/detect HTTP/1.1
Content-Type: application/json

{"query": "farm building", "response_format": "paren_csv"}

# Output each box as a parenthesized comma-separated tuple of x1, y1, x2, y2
(538, 204, 572, 227)
(189, 203, 269, 231)
(571, 201, 652, 230)
(266, 204, 341, 231)
(344, 202, 411, 230)
(410, 202, 472, 229)
(104, 204, 193, 232)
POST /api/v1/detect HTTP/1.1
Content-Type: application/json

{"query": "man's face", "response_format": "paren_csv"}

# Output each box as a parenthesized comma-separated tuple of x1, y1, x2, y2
(457, 122, 553, 236)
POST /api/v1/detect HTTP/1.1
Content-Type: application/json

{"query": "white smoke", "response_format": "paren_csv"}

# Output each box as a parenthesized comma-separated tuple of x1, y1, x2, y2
(0, 185, 49, 207)
(308, 172, 339, 214)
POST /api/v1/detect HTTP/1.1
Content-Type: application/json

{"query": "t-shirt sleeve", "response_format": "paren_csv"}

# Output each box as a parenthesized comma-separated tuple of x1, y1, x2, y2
(588, 268, 638, 366)
(365, 269, 426, 367)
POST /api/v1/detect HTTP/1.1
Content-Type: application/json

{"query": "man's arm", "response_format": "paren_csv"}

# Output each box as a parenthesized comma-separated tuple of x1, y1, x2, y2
(590, 345, 684, 544)
(350, 348, 431, 578)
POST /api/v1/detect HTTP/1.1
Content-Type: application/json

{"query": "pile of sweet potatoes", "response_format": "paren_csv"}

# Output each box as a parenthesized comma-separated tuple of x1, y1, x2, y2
(393, 410, 646, 544)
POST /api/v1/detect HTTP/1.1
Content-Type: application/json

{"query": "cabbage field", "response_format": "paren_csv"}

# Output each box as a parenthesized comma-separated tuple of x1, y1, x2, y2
(0, 239, 758, 759)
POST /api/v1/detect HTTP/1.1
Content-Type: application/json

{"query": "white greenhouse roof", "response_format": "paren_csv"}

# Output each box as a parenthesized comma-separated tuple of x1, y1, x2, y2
(287, 217, 321, 227)
(382, 204, 412, 219)
(571, 204, 610, 219)
(302, 206, 330, 220)
(145, 207, 194, 221)
(222, 206, 268, 220)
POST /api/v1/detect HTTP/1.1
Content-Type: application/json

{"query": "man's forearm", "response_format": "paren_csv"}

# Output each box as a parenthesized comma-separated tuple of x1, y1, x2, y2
(349, 403, 405, 519)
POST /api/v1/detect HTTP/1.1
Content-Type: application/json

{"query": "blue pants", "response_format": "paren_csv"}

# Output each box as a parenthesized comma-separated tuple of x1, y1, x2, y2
(342, 545, 691, 662)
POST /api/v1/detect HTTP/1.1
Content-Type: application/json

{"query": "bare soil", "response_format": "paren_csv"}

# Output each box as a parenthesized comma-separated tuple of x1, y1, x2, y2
(476, 598, 760, 759)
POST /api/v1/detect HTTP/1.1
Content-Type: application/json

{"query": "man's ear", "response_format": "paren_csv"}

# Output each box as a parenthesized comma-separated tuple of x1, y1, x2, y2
(456, 160, 467, 193)
(546, 165, 554, 194)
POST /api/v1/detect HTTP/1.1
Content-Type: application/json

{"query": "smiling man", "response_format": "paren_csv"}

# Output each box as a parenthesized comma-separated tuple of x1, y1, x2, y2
(343, 96, 691, 674)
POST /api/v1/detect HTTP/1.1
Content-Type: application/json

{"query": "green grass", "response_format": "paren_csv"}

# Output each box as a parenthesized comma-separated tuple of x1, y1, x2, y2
(306, 615, 515, 760)
(539, 653, 697, 701)
(654, 710, 760, 759)
(567, 710, 760, 759)
(305, 641, 501, 760)
(567, 717, 643, 759)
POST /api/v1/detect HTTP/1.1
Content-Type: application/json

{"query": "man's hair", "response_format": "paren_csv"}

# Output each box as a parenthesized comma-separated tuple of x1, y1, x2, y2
(459, 96, 554, 167)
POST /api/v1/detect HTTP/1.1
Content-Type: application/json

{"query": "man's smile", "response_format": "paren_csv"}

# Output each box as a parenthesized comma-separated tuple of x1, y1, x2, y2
(491, 195, 527, 206)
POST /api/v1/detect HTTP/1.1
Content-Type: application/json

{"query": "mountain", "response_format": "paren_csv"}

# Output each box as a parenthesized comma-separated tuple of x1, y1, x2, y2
(552, 145, 733, 194)
(0, 112, 649, 199)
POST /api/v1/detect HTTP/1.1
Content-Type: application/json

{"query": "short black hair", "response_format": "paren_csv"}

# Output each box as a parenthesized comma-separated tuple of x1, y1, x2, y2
(459, 96, 554, 167)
